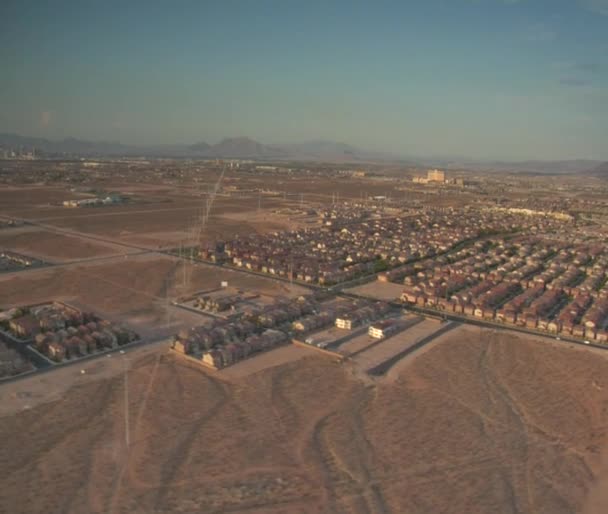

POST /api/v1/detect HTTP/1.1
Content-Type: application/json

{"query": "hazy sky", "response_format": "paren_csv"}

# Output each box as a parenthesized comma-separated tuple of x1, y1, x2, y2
(1, 0, 607, 160)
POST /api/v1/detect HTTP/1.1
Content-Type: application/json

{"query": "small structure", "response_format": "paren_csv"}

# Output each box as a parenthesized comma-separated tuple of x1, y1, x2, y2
(369, 319, 400, 339)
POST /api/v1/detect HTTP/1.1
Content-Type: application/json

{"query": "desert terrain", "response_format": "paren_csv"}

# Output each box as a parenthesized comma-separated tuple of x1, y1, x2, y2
(1, 168, 608, 514)
(1, 329, 608, 514)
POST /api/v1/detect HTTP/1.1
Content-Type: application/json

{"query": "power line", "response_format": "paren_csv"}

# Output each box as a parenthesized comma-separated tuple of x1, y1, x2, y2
(123, 355, 130, 448)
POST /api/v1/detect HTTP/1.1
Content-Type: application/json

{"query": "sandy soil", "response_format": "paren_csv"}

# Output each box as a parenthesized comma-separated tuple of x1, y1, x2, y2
(349, 318, 443, 370)
(0, 186, 83, 212)
(2, 181, 608, 513)
(1, 331, 608, 514)
(345, 281, 406, 301)
(0, 228, 119, 261)
(0, 255, 309, 338)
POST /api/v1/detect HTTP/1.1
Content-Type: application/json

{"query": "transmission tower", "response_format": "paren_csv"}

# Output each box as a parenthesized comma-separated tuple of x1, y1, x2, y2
(185, 163, 227, 289)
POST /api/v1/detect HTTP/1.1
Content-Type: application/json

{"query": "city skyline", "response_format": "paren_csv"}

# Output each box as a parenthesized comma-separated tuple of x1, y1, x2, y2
(2, 0, 608, 160)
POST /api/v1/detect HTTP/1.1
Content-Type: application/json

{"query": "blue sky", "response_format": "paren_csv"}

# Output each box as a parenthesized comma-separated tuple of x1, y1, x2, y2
(1, 0, 607, 160)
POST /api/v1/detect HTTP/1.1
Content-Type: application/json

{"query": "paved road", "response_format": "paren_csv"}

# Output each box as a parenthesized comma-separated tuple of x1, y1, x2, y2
(0, 335, 170, 386)
(341, 289, 608, 352)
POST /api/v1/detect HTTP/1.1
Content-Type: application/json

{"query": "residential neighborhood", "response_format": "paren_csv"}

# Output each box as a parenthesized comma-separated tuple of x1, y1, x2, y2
(0, 302, 139, 363)
(199, 206, 575, 286)
(172, 294, 394, 369)
(398, 237, 608, 342)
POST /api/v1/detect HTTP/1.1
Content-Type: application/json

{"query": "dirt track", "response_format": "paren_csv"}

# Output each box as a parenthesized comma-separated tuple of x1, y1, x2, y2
(1, 330, 608, 514)
(2, 181, 608, 513)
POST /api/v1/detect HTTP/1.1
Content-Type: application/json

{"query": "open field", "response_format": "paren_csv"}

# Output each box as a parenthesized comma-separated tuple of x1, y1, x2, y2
(27, 206, 298, 248)
(345, 281, 405, 301)
(0, 183, 313, 249)
(0, 186, 84, 212)
(346, 317, 442, 370)
(0, 255, 309, 339)
(1, 329, 608, 513)
(0, 226, 120, 261)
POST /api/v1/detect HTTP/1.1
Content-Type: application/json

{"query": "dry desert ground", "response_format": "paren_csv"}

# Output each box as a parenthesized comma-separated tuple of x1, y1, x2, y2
(1, 329, 608, 514)
(2, 175, 608, 514)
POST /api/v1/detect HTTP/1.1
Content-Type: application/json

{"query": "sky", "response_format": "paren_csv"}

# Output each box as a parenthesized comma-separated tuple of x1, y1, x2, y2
(1, 0, 607, 161)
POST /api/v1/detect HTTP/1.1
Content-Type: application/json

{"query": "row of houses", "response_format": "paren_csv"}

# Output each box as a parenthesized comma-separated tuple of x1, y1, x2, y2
(194, 294, 241, 313)
(0, 250, 42, 271)
(2, 302, 138, 362)
(335, 302, 391, 330)
(173, 318, 290, 369)
(37, 323, 137, 361)
(7, 303, 99, 339)
(172, 296, 391, 369)
(200, 207, 569, 286)
(399, 238, 608, 342)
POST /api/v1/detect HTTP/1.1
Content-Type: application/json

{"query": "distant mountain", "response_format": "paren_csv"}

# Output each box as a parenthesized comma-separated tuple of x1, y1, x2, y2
(206, 137, 282, 159)
(0, 133, 134, 156)
(419, 158, 603, 175)
(585, 161, 608, 178)
(0, 133, 375, 161)
(188, 141, 211, 153)
(0, 132, 603, 168)
(269, 140, 362, 161)
(55, 137, 130, 154)
(0, 133, 55, 150)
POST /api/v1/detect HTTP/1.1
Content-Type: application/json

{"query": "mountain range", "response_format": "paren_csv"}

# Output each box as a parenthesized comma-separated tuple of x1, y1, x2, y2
(0, 132, 606, 174)
(0, 133, 373, 162)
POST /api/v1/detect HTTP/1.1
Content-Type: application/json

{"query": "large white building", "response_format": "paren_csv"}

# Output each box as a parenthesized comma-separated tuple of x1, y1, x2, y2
(427, 169, 446, 183)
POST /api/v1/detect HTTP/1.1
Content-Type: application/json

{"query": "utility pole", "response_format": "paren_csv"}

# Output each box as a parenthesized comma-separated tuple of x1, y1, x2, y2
(182, 241, 186, 290)
(123, 356, 130, 448)
(165, 277, 171, 328)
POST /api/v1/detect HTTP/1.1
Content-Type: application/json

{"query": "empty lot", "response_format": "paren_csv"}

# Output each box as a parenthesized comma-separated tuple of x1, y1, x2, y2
(2, 329, 608, 513)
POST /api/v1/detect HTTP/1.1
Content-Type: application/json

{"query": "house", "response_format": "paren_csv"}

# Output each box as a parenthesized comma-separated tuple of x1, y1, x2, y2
(596, 330, 608, 343)
(202, 350, 223, 369)
(573, 325, 585, 338)
(173, 339, 191, 354)
(9, 315, 39, 338)
(47, 342, 66, 361)
(369, 320, 399, 339)
(336, 316, 357, 330)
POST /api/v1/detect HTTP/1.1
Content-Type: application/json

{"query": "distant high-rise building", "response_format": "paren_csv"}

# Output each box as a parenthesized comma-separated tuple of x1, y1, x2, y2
(427, 169, 445, 183)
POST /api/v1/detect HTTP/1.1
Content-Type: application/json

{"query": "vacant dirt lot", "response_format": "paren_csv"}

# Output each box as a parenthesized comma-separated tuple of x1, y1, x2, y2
(1, 331, 608, 514)
(0, 186, 82, 213)
(0, 228, 119, 261)
(345, 281, 406, 301)
(0, 256, 309, 338)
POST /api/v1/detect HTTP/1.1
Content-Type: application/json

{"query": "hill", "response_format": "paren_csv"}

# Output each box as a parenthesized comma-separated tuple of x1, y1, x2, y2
(586, 162, 608, 178)
(0, 133, 371, 161)
(206, 137, 283, 159)
(1, 132, 604, 167)
(187, 141, 211, 153)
